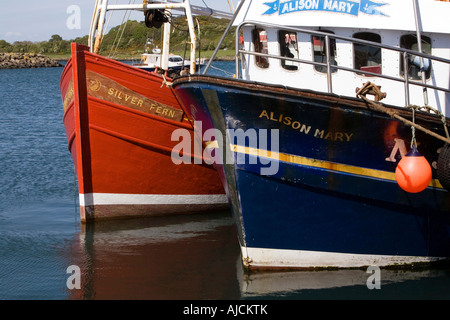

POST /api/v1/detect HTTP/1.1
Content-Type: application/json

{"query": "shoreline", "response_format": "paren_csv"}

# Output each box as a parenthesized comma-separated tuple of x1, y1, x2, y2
(0, 53, 62, 69)
(0, 52, 234, 69)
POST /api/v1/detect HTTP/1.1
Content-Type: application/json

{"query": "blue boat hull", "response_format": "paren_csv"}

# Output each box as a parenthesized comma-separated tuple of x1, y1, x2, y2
(173, 76, 450, 269)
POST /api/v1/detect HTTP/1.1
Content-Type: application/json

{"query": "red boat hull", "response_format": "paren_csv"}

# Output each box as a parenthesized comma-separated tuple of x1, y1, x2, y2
(60, 43, 227, 221)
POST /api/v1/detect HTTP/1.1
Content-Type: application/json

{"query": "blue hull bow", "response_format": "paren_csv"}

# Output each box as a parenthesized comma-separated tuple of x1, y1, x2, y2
(174, 76, 450, 270)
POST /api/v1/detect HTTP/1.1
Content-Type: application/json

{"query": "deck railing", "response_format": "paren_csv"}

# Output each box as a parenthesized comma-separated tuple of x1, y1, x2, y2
(234, 21, 450, 108)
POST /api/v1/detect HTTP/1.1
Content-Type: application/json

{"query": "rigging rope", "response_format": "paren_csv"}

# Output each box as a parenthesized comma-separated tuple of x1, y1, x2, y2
(109, 0, 135, 58)
(207, 64, 235, 77)
(103, 0, 118, 40)
(227, 0, 235, 13)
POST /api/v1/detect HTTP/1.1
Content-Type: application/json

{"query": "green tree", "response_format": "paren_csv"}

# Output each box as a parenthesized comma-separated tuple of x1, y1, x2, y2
(0, 40, 12, 52)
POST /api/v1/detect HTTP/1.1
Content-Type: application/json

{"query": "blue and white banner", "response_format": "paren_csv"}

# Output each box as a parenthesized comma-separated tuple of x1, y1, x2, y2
(263, 0, 387, 16)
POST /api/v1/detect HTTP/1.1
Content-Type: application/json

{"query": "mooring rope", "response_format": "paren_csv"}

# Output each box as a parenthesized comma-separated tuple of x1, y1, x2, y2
(160, 73, 172, 88)
(356, 81, 450, 145)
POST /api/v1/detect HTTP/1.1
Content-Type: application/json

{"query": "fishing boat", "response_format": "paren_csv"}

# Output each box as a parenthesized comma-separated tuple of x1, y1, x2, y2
(134, 50, 207, 72)
(60, 0, 231, 221)
(173, 0, 450, 269)
(133, 47, 190, 72)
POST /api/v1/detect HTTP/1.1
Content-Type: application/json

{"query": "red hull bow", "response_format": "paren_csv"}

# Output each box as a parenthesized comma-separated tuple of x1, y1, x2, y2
(60, 43, 227, 221)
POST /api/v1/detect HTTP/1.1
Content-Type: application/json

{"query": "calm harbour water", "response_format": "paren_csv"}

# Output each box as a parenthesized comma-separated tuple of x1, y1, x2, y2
(1, 62, 450, 302)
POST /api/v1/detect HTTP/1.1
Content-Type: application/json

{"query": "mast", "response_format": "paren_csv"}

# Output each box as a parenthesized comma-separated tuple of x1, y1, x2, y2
(161, 5, 171, 71)
(88, 0, 101, 50)
(93, 0, 108, 54)
(184, 0, 197, 74)
(412, 0, 429, 106)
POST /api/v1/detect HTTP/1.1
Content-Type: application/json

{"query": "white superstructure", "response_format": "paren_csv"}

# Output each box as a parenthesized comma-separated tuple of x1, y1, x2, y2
(231, 0, 450, 116)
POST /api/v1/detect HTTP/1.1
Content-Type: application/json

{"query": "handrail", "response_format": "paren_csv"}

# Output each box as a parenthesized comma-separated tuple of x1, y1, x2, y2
(234, 20, 450, 108)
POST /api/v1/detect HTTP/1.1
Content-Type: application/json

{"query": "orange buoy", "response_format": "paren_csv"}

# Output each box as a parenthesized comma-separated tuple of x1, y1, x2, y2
(395, 145, 432, 193)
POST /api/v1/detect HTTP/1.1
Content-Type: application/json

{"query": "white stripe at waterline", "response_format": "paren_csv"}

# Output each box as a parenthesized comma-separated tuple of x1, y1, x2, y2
(79, 193, 229, 206)
(241, 246, 445, 269)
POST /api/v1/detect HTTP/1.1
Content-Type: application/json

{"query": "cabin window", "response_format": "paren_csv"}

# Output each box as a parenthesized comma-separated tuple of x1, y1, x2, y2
(353, 32, 382, 76)
(278, 30, 299, 71)
(252, 28, 269, 68)
(400, 34, 432, 80)
(169, 56, 183, 62)
(312, 31, 337, 73)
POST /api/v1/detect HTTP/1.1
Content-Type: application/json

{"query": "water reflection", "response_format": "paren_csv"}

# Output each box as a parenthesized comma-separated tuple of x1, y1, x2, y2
(67, 210, 450, 300)
(239, 268, 450, 299)
(68, 211, 241, 299)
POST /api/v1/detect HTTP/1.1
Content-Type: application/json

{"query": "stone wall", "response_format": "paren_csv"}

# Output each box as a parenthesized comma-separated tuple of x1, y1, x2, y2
(0, 53, 62, 69)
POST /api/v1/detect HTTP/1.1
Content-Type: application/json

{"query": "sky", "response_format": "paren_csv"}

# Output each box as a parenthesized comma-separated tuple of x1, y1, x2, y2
(0, 0, 235, 43)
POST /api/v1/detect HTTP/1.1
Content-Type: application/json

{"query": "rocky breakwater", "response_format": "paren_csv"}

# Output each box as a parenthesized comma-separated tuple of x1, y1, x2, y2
(0, 53, 62, 69)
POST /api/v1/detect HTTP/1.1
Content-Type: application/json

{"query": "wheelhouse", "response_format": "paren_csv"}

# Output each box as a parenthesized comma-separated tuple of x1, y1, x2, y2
(230, 0, 450, 117)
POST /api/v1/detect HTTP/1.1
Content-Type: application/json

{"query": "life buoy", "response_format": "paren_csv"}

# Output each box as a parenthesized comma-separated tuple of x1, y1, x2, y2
(395, 145, 432, 193)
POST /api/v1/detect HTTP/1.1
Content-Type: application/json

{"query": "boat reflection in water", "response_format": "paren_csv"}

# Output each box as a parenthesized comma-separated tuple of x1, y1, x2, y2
(239, 268, 450, 299)
(67, 211, 241, 300)
(66, 210, 450, 299)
